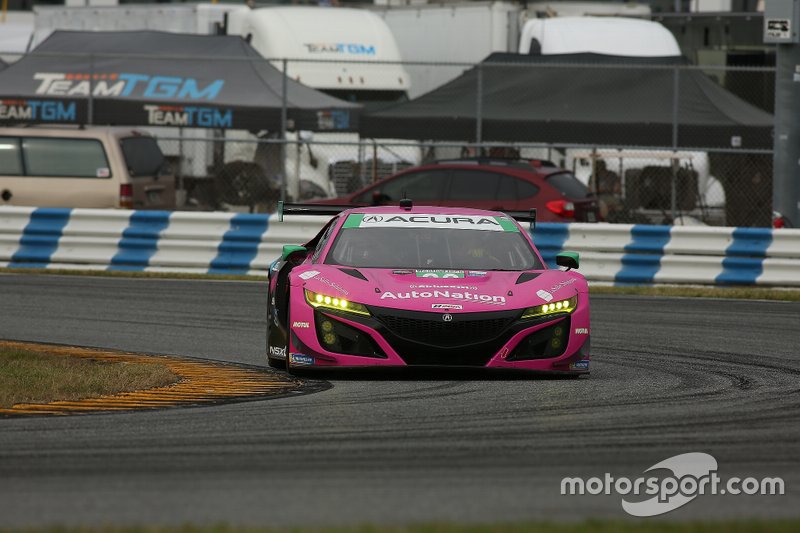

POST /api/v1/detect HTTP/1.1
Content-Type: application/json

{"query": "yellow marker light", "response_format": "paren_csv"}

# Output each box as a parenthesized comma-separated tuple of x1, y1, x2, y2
(304, 289, 370, 316)
(323, 333, 337, 345)
(521, 295, 579, 320)
(321, 320, 334, 333)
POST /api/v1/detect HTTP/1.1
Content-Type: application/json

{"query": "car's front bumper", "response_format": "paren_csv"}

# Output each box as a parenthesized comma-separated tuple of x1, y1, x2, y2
(284, 296, 591, 373)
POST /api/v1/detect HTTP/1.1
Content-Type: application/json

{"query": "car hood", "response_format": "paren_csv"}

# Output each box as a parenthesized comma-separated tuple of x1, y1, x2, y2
(293, 265, 586, 313)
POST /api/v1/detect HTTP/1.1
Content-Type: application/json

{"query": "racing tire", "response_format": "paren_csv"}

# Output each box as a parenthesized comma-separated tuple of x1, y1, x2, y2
(266, 296, 285, 369)
(267, 355, 284, 369)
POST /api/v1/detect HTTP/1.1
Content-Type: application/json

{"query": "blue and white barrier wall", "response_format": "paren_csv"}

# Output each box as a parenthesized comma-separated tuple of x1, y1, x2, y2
(0, 207, 322, 276)
(1, 206, 799, 286)
(535, 222, 800, 286)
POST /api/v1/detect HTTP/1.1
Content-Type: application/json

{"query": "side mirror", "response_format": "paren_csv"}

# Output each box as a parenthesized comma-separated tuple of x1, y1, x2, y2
(371, 190, 387, 206)
(281, 244, 307, 262)
(556, 251, 579, 270)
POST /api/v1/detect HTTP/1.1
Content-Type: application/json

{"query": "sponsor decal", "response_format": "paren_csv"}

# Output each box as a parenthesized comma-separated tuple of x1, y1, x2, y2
(569, 360, 590, 371)
(467, 271, 487, 277)
(561, 452, 784, 517)
(536, 289, 554, 302)
(303, 43, 376, 55)
(292, 321, 310, 329)
(343, 214, 518, 232)
(269, 346, 286, 358)
(96, 168, 110, 178)
(550, 278, 579, 293)
(431, 303, 463, 310)
(0, 99, 76, 121)
(289, 353, 314, 366)
(33, 72, 224, 100)
(415, 270, 465, 278)
(380, 290, 505, 305)
(298, 270, 321, 280)
(315, 275, 349, 296)
(574, 328, 589, 335)
(392, 270, 413, 275)
(144, 105, 232, 128)
(317, 110, 350, 130)
(409, 284, 478, 290)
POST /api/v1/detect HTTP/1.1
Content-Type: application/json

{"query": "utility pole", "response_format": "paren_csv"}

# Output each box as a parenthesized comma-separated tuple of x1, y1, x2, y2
(766, 0, 800, 225)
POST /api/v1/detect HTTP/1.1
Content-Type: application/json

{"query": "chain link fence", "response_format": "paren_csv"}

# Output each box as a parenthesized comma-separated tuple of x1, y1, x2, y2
(148, 57, 776, 227)
(0, 52, 778, 226)
(153, 135, 773, 228)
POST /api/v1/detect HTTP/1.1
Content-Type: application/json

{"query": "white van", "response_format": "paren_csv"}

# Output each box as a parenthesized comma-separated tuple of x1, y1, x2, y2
(518, 17, 681, 56)
(0, 127, 175, 210)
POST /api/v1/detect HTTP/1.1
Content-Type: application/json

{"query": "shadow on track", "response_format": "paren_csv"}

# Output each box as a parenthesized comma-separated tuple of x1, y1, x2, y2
(285, 366, 586, 381)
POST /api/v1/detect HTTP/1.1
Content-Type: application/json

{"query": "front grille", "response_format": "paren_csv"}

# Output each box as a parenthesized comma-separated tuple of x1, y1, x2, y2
(369, 307, 520, 349)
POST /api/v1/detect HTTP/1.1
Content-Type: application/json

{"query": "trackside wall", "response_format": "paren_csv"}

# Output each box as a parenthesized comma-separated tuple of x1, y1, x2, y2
(1, 207, 798, 286)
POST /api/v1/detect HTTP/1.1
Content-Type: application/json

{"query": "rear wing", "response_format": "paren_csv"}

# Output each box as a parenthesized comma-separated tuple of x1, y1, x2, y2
(277, 201, 537, 230)
(504, 209, 537, 230)
(277, 202, 353, 221)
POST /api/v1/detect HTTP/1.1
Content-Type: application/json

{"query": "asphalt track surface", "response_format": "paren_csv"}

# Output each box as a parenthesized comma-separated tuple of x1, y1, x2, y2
(0, 274, 798, 527)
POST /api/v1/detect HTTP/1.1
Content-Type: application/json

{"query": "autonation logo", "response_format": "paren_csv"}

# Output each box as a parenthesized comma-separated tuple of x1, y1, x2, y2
(561, 453, 784, 517)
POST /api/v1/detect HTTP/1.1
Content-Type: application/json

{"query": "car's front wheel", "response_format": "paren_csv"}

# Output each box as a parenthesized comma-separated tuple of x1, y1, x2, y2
(266, 297, 285, 369)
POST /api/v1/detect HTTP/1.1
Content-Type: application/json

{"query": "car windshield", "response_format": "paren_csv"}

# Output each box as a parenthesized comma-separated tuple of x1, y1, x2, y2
(324, 214, 543, 270)
(546, 172, 591, 199)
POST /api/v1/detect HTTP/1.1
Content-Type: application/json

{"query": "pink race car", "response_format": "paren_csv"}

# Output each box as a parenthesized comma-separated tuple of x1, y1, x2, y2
(267, 202, 591, 375)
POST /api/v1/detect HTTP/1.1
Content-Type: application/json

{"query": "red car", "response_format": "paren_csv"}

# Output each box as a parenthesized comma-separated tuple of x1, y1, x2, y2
(315, 158, 600, 223)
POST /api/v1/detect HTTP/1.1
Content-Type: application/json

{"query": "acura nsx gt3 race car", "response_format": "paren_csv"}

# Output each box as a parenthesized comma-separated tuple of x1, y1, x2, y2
(267, 202, 591, 375)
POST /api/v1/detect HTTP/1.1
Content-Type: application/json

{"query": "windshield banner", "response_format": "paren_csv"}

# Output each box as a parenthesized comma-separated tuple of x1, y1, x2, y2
(343, 214, 518, 232)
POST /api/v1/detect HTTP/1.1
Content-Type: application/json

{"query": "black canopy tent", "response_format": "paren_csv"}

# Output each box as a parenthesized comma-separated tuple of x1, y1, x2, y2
(0, 30, 359, 132)
(360, 53, 773, 150)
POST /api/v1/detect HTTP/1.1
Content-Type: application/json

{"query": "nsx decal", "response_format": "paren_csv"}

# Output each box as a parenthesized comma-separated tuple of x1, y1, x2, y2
(269, 346, 286, 358)
(343, 214, 518, 232)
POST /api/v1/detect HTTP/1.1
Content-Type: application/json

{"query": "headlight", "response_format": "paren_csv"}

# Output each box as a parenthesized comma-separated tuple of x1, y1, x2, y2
(521, 294, 578, 319)
(305, 289, 370, 316)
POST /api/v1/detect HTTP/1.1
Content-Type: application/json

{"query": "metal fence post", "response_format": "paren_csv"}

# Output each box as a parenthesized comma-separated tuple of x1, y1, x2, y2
(670, 64, 680, 223)
(475, 63, 483, 145)
(280, 57, 288, 204)
(88, 53, 94, 125)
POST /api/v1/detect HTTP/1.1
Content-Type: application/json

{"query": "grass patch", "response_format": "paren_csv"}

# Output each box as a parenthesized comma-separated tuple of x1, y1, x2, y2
(0, 346, 178, 409)
(590, 285, 800, 302)
(2, 520, 799, 533)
